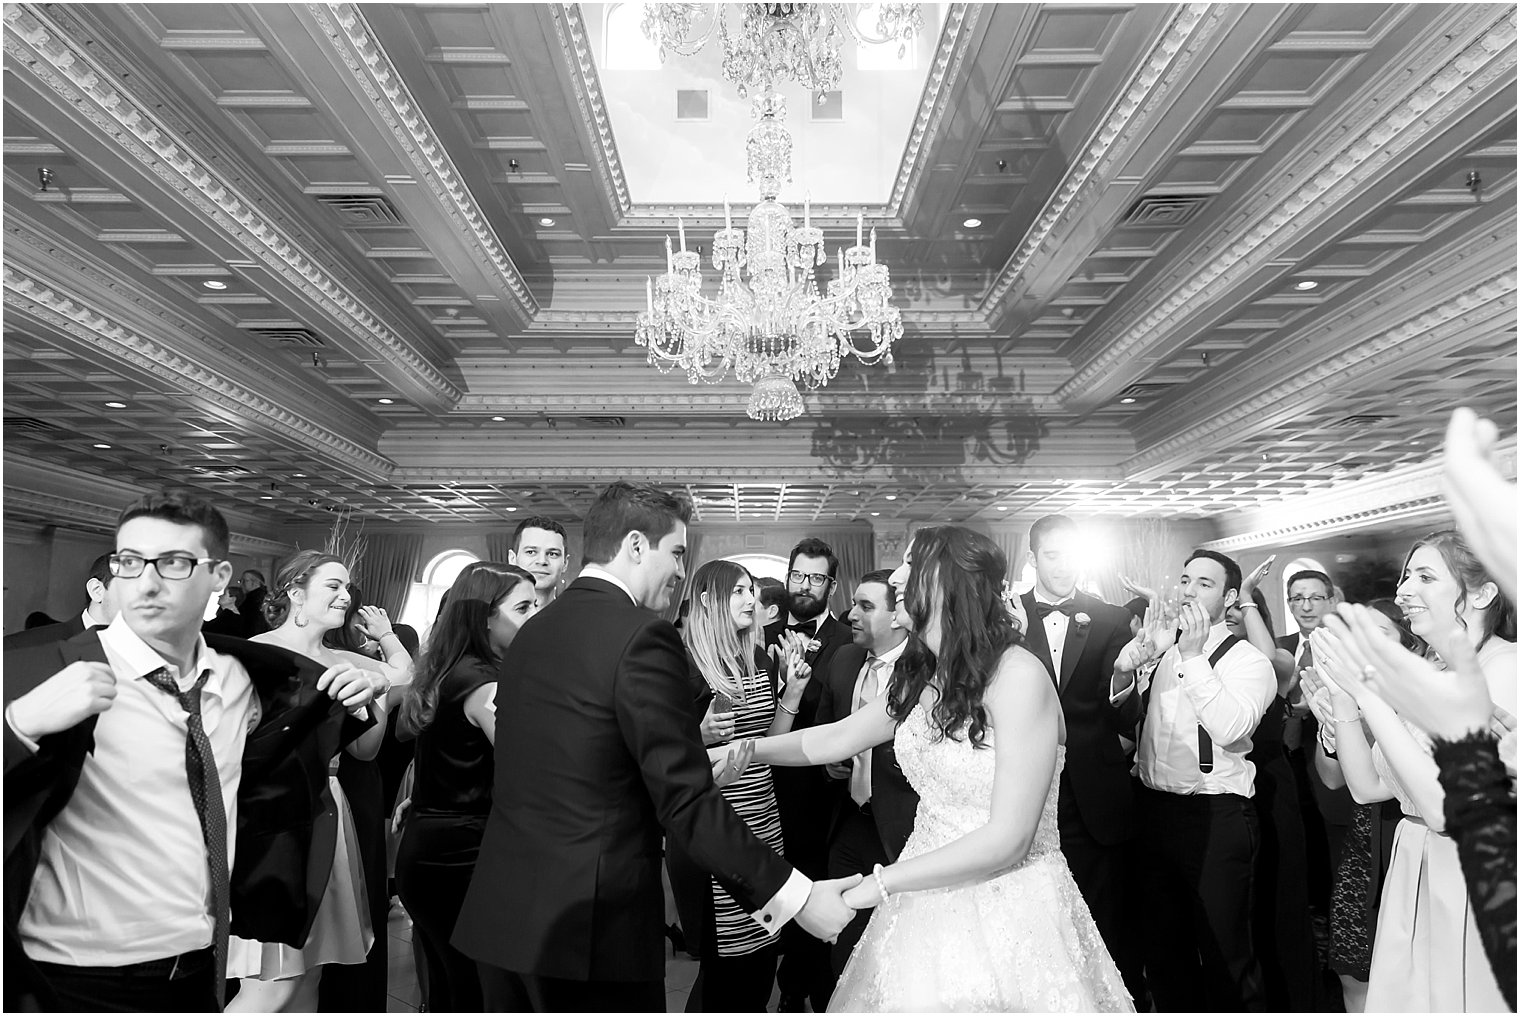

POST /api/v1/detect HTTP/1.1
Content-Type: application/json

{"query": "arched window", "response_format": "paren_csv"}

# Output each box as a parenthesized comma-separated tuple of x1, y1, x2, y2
(399, 548, 479, 636)
(725, 553, 789, 583)
(605, 3, 662, 70)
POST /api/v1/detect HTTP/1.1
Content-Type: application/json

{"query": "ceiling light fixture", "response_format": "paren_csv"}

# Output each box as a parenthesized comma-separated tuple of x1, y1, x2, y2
(260, 495, 274, 500)
(505, 506, 518, 512)
(377, 398, 395, 405)
(1119, 396, 1137, 404)
(93, 443, 111, 449)
(636, 94, 901, 421)
(105, 401, 127, 409)
(643, 3, 922, 98)
(884, 493, 897, 500)
(491, 415, 506, 422)
(870, 511, 880, 516)
(962, 217, 982, 228)
(202, 279, 228, 290)
(1294, 280, 1318, 291)
(538, 217, 556, 227)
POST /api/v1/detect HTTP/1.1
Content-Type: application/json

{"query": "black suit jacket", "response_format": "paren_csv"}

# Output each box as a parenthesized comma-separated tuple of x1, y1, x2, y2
(452, 577, 794, 983)
(814, 643, 919, 862)
(4, 630, 367, 1009)
(766, 612, 854, 874)
(3, 615, 86, 651)
(1020, 591, 1140, 845)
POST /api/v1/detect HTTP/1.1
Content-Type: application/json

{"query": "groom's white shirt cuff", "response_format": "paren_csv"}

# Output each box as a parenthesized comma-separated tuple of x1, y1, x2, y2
(751, 869, 811, 931)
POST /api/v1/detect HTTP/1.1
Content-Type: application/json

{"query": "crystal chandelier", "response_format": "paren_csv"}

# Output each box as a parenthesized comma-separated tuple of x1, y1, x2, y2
(635, 93, 902, 421)
(641, 3, 923, 98)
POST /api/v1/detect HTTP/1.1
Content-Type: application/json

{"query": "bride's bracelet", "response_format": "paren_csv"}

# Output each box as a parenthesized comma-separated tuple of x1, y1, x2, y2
(872, 863, 891, 904)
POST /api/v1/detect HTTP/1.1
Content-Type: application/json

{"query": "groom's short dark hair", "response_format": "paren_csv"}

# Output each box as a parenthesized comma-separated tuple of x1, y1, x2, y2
(582, 481, 692, 565)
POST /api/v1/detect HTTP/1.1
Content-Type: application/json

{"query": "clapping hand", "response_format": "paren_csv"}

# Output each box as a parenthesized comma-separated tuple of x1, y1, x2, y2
(1176, 601, 1211, 660)
(1321, 602, 1496, 740)
(1115, 584, 1180, 673)
(1442, 407, 1517, 601)
(781, 647, 813, 697)
(1119, 574, 1159, 604)
(1239, 555, 1275, 603)
(354, 604, 394, 642)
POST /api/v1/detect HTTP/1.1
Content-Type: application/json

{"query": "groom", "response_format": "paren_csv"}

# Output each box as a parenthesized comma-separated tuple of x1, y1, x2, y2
(455, 481, 859, 1011)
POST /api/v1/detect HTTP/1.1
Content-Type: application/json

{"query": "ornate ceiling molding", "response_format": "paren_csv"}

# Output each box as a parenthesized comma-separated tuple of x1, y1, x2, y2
(1057, 6, 1519, 407)
(554, 2, 632, 218)
(981, 3, 1219, 314)
(1123, 267, 1518, 478)
(1198, 438, 1517, 552)
(392, 462, 1107, 484)
(3, 264, 398, 480)
(3, 2, 462, 411)
(310, 3, 539, 322)
(886, 3, 977, 216)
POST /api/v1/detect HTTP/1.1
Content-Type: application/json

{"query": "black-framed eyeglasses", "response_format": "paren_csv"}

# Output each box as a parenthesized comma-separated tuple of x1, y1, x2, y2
(109, 553, 217, 581)
(788, 570, 833, 589)
(1287, 595, 1330, 607)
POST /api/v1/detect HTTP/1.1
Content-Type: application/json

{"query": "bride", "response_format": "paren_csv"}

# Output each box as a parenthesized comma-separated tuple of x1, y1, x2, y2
(742, 526, 1133, 1012)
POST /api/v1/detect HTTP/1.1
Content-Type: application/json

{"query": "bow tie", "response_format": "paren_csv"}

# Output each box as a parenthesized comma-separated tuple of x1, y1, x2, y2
(786, 621, 819, 636)
(1034, 601, 1076, 620)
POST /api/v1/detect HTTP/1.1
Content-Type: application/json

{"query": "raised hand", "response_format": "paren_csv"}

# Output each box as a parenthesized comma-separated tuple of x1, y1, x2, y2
(710, 738, 755, 789)
(700, 697, 737, 744)
(7, 661, 117, 741)
(781, 650, 813, 697)
(1240, 555, 1276, 602)
(354, 604, 394, 641)
(1442, 407, 1517, 601)
(1176, 601, 1211, 660)
(1300, 665, 1354, 723)
(1119, 574, 1160, 604)
(795, 874, 864, 943)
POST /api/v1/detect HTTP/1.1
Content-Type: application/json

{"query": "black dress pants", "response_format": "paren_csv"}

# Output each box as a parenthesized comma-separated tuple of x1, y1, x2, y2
(687, 943, 780, 1012)
(396, 811, 488, 1011)
(1056, 772, 1145, 1003)
(825, 801, 890, 976)
(478, 965, 664, 1012)
(33, 946, 217, 1012)
(1137, 786, 1267, 1012)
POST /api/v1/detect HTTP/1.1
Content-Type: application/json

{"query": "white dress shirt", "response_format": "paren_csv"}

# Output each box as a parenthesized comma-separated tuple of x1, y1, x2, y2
(1133, 622, 1276, 798)
(576, 565, 812, 932)
(848, 637, 907, 806)
(1032, 590, 1074, 676)
(18, 616, 257, 965)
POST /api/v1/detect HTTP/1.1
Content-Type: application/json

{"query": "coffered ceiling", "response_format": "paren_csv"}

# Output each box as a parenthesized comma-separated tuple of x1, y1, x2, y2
(3, 3, 1515, 544)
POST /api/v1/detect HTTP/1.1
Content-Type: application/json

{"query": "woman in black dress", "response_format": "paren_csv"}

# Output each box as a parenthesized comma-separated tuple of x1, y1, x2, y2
(395, 562, 539, 1012)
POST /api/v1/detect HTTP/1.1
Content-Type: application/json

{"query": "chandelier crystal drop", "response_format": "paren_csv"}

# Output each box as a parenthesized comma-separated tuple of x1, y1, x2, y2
(641, 3, 923, 98)
(634, 93, 902, 422)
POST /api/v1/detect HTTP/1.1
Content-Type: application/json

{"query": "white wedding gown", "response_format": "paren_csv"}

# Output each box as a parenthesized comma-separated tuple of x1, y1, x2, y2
(830, 702, 1135, 1013)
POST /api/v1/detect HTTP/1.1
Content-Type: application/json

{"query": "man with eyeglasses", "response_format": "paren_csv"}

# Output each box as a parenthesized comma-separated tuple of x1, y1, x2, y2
(1276, 568, 1353, 943)
(4, 492, 382, 1012)
(770, 537, 854, 1013)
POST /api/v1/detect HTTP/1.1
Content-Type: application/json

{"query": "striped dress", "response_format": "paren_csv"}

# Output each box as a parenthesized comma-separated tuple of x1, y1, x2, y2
(710, 657, 785, 956)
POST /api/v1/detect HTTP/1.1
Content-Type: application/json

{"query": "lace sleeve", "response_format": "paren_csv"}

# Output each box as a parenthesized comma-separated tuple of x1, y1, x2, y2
(1433, 731, 1516, 1011)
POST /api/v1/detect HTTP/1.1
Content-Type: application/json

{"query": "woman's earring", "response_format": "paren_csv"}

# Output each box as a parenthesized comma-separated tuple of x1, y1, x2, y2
(291, 595, 308, 628)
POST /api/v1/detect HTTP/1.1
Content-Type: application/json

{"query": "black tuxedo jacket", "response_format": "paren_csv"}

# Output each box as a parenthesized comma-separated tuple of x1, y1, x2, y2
(766, 611, 854, 874)
(814, 643, 919, 862)
(3, 615, 86, 651)
(4, 630, 367, 1009)
(453, 577, 794, 983)
(1020, 591, 1140, 845)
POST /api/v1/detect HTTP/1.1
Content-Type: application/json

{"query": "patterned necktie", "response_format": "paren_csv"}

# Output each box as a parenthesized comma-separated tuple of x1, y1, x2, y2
(143, 666, 229, 1002)
(850, 657, 890, 806)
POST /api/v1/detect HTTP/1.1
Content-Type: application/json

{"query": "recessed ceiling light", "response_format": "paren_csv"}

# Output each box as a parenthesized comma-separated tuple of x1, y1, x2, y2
(105, 401, 127, 409)
(202, 279, 228, 290)
(870, 511, 880, 516)
(884, 493, 897, 500)
(260, 495, 274, 500)
(1119, 396, 1137, 404)
(997, 506, 1008, 511)
(1294, 280, 1319, 291)
(93, 443, 111, 449)
(505, 506, 518, 512)
(538, 217, 556, 227)
(491, 415, 505, 422)
(293, 473, 306, 478)
(377, 398, 395, 405)
(962, 217, 982, 228)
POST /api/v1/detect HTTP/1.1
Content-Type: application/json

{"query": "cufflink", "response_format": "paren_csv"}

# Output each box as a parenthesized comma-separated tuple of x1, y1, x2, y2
(762, 914, 773, 923)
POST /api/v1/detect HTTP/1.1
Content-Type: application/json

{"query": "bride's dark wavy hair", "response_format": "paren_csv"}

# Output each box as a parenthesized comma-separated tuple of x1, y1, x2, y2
(886, 525, 1022, 748)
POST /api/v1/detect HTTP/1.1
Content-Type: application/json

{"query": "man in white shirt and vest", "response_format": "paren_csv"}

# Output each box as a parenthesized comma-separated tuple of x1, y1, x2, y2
(1110, 549, 1275, 1012)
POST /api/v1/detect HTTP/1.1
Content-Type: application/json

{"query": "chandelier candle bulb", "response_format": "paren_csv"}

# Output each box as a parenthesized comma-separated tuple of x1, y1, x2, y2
(857, 212, 863, 247)
(725, 198, 731, 231)
(666, 235, 674, 272)
(647, 277, 653, 314)
(871, 227, 877, 260)
(679, 217, 686, 251)
(804, 193, 810, 230)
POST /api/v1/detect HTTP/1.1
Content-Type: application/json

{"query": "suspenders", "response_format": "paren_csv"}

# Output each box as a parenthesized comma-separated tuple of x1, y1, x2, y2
(1196, 634, 1243, 774)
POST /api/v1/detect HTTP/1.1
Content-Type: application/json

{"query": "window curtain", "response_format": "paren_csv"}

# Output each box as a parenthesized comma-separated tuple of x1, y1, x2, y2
(989, 529, 1024, 587)
(815, 529, 875, 616)
(485, 531, 514, 564)
(359, 533, 425, 620)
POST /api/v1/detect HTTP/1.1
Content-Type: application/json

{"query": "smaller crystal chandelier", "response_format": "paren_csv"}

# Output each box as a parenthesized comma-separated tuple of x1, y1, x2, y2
(635, 93, 902, 421)
(642, 3, 923, 98)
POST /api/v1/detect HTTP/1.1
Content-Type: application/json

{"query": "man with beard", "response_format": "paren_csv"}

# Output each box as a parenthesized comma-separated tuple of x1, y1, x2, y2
(768, 537, 854, 1012)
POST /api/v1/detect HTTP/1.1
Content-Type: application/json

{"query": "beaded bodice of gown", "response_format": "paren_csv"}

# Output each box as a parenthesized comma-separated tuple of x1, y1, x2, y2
(892, 700, 1064, 868)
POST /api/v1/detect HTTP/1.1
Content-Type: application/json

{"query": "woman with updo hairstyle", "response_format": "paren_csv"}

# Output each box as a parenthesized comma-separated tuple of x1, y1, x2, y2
(227, 550, 410, 1012)
(395, 562, 539, 1012)
(1310, 529, 1514, 1011)
(747, 526, 1133, 1011)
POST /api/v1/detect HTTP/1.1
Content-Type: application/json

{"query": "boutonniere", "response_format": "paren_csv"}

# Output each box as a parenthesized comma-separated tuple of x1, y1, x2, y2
(805, 638, 822, 655)
(1073, 611, 1091, 629)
